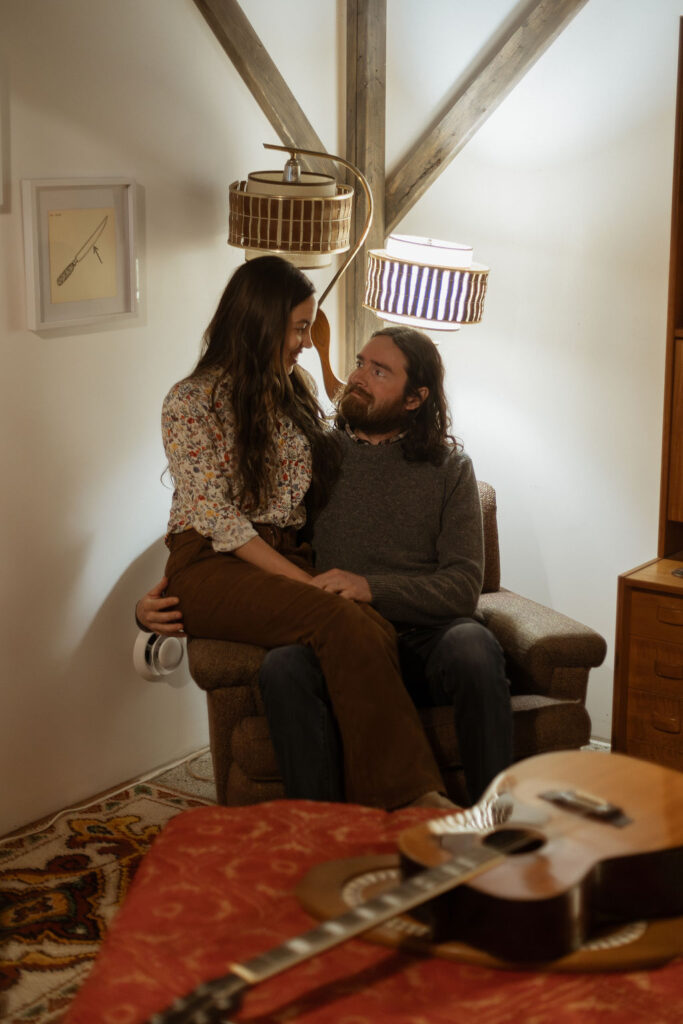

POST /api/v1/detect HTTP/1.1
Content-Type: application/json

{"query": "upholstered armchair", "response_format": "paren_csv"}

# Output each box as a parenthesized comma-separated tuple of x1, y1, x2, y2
(187, 482, 607, 806)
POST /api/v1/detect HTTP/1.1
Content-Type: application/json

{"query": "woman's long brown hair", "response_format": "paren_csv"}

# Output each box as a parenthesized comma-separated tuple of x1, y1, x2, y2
(192, 256, 340, 514)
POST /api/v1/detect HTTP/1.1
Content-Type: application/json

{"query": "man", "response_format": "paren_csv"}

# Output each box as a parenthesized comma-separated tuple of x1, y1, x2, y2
(138, 326, 512, 806)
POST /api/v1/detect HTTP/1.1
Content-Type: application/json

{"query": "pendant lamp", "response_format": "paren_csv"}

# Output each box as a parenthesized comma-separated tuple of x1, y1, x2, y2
(364, 234, 489, 330)
(229, 143, 373, 305)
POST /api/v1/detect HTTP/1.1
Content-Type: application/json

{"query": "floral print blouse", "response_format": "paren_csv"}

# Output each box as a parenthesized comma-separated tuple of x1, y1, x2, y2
(162, 367, 312, 552)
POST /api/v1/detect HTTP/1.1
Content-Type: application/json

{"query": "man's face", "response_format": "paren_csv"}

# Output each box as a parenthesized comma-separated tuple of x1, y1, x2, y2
(339, 334, 423, 434)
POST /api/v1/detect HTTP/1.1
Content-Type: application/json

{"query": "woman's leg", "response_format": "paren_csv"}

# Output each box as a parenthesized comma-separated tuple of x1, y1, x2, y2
(166, 531, 444, 808)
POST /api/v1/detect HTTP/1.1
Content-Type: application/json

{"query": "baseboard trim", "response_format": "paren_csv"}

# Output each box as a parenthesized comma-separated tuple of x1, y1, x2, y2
(583, 738, 611, 752)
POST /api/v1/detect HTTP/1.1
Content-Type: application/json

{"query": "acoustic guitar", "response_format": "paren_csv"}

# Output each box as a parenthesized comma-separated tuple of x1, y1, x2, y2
(147, 750, 683, 1024)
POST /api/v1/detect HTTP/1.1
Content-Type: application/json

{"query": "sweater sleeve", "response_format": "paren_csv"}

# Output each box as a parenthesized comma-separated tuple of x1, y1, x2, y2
(162, 380, 258, 551)
(364, 454, 484, 627)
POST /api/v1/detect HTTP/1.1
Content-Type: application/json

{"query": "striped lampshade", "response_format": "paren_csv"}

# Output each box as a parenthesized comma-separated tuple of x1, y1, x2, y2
(364, 235, 489, 330)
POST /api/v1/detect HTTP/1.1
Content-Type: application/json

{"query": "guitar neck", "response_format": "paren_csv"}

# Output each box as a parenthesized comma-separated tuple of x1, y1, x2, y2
(149, 840, 502, 1023)
(236, 840, 501, 983)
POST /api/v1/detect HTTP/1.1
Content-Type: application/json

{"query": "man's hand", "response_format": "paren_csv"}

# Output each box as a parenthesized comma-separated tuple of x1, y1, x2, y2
(136, 577, 186, 636)
(311, 568, 372, 602)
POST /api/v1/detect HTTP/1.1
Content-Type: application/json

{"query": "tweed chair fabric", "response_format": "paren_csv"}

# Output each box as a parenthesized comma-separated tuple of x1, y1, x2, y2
(187, 482, 607, 805)
(477, 480, 500, 594)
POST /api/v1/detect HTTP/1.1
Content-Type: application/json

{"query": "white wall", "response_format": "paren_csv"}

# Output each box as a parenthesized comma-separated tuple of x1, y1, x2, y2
(0, 0, 679, 833)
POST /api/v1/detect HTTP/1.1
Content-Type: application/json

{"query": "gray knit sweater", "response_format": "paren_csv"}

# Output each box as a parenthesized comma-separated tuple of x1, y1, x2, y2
(311, 432, 484, 628)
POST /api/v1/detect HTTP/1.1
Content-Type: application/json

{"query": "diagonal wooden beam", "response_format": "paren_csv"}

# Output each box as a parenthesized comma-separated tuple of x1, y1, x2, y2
(345, 0, 386, 370)
(385, 0, 590, 235)
(193, 0, 329, 174)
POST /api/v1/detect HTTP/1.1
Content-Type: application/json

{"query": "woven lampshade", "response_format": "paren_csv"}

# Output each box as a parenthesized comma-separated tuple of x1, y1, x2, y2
(227, 143, 373, 303)
(229, 172, 354, 269)
(364, 234, 489, 330)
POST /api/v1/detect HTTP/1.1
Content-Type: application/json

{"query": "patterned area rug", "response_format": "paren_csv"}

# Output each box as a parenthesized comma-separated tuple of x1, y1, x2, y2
(0, 750, 216, 1023)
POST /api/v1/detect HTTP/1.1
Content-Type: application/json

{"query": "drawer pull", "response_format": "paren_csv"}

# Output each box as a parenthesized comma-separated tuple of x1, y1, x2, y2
(654, 660, 683, 680)
(656, 605, 683, 626)
(651, 712, 681, 734)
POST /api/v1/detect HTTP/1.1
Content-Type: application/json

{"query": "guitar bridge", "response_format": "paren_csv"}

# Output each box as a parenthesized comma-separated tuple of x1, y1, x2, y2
(539, 788, 632, 827)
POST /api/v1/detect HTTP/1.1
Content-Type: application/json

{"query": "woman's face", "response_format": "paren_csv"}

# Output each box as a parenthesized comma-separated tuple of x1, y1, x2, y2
(282, 295, 317, 374)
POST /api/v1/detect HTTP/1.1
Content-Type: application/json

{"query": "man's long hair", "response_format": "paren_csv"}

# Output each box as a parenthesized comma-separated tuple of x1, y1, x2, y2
(191, 256, 340, 513)
(337, 325, 459, 464)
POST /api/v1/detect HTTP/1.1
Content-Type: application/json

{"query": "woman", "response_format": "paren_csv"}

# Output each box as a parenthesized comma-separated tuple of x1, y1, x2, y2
(157, 255, 447, 810)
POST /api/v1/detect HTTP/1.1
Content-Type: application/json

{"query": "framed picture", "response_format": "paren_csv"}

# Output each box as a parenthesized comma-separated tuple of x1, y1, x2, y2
(22, 177, 138, 330)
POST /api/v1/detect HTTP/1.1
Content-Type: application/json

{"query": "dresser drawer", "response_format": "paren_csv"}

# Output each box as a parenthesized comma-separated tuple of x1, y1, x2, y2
(627, 637, 683, 697)
(630, 589, 683, 643)
(626, 689, 683, 770)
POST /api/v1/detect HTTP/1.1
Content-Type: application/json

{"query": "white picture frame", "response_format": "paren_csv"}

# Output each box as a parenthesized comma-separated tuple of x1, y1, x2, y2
(22, 177, 137, 330)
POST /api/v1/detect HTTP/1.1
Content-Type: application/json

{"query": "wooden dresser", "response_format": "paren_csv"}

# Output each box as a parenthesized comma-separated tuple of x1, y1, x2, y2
(611, 21, 683, 771)
(613, 559, 683, 769)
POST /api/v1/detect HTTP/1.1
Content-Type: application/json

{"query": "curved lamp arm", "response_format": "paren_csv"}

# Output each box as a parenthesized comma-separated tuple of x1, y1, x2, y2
(263, 143, 374, 307)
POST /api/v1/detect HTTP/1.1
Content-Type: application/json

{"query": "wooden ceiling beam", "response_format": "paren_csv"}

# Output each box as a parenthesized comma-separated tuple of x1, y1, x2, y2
(344, 0, 387, 368)
(385, 0, 590, 235)
(193, 0, 329, 174)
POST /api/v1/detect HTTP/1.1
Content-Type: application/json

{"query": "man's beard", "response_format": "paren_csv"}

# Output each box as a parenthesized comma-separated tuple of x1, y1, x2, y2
(339, 384, 408, 435)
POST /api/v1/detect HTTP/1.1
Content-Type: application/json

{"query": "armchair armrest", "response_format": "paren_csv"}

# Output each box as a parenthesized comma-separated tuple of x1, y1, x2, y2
(477, 588, 607, 700)
(187, 637, 266, 691)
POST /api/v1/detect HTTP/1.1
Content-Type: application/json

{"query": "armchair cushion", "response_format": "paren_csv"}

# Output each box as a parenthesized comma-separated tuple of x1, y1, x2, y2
(418, 696, 590, 770)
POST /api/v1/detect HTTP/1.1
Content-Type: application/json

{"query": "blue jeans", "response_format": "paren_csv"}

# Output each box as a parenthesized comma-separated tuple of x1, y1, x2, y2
(258, 617, 512, 805)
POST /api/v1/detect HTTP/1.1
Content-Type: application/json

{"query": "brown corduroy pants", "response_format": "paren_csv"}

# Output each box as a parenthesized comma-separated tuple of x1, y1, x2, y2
(165, 527, 444, 809)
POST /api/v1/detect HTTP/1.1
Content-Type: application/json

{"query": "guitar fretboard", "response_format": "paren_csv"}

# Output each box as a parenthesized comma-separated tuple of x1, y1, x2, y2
(235, 841, 503, 985)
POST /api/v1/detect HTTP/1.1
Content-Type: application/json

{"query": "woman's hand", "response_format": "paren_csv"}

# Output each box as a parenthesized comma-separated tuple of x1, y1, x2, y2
(311, 308, 344, 402)
(136, 577, 186, 636)
(234, 536, 317, 585)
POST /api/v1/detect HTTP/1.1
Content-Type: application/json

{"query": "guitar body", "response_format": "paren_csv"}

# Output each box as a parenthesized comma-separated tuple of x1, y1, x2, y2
(398, 750, 683, 962)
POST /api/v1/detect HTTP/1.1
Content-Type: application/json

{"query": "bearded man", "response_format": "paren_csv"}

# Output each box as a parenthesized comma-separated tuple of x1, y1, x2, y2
(138, 326, 512, 806)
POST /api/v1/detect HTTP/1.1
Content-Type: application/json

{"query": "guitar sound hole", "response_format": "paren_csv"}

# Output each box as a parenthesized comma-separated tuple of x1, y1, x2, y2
(482, 828, 544, 855)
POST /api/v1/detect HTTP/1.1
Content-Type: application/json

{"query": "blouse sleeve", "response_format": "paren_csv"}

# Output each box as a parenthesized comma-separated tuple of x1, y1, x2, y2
(162, 379, 258, 552)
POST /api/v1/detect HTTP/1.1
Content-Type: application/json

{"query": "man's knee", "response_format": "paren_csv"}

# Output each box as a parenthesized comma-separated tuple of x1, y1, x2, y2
(258, 645, 325, 702)
(441, 620, 503, 663)
(430, 621, 507, 695)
